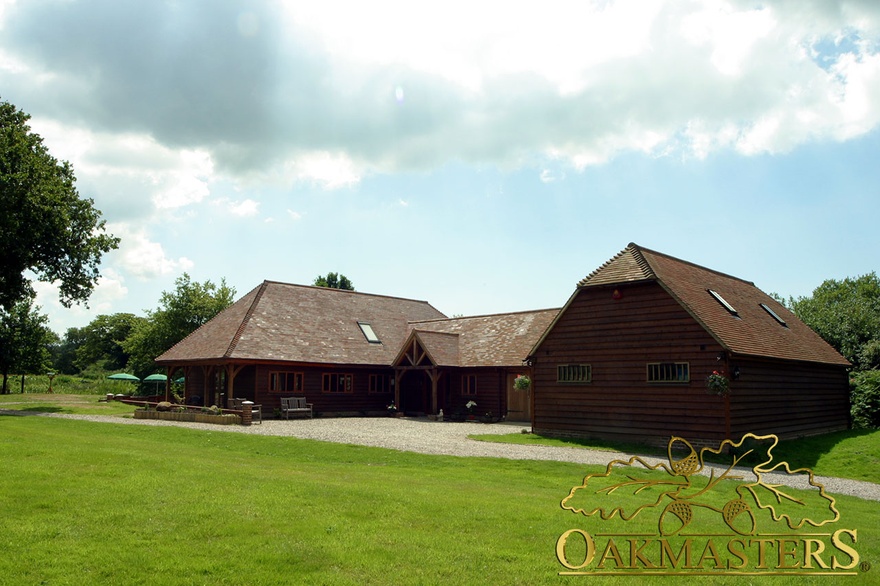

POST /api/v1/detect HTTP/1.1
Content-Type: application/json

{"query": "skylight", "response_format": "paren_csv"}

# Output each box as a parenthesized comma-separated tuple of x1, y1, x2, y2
(760, 303, 788, 327)
(708, 290, 738, 316)
(358, 322, 381, 343)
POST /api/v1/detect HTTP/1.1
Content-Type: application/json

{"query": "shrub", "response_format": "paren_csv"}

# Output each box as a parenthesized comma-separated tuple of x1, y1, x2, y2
(851, 370, 880, 429)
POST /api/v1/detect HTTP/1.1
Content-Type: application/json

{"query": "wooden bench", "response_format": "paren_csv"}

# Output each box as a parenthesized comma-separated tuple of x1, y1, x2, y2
(280, 396, 313, 419)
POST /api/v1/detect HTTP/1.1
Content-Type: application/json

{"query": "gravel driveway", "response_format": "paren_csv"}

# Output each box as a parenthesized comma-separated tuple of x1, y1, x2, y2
(10, 410, 880, 502)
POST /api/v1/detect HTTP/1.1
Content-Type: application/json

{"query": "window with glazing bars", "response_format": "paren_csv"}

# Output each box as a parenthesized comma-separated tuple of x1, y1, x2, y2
(322, 373, 353, 393)
(647, 362, 689, 383)
(269, 372, 303, 393)
(557, 364, 592, 383)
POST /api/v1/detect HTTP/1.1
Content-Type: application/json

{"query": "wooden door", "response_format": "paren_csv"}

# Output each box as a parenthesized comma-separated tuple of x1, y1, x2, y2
(506, 373, 531, 422)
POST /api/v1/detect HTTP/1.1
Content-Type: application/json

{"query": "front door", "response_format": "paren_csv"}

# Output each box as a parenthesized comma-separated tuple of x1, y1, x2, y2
(399, 372, 427, 414)
(506, 373, 531, 422)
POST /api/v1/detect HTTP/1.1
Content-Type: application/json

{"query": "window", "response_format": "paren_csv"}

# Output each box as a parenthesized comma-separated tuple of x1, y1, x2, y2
(708, 289, 738, 316)
(322, 373, 353, 393)
(462, 374, 477, 396)
(760, 303, 788, 327)
(647, 362, 690, 383)
(557, 364, 592, 383)
(369, 374, 390, 394)
(269, 371, 303, 393)
(358, 322, 381, 343)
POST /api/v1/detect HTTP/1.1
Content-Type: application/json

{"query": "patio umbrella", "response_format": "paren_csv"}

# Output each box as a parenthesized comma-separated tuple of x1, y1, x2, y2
(143, 373, 167, 393)
(108, 373, 140, 382)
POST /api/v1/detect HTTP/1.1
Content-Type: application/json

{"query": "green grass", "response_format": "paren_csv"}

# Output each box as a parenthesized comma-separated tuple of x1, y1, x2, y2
(0, 416, 877, 585)
(470, 430, 880, 484)
(0, 393, 140, 416)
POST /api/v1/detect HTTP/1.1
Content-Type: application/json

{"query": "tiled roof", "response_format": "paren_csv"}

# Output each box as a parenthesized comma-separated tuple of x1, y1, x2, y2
(156, 281, 447, 366)
(402, 330, 461, 367)
(409, 308, 561, 367)
(580, 244, 849, 366)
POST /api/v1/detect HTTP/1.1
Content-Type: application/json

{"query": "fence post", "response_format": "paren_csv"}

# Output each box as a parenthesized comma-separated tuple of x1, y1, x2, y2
(241, 401, 253, 426)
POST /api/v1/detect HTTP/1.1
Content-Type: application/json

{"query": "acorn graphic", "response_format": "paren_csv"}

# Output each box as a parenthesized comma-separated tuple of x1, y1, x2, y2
(659, 500, 693, 536)
(722, 499, 756, 535)
(668, 438, 702, 477)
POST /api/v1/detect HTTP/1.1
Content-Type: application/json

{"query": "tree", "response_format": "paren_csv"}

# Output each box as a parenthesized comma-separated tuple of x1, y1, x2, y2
(51, 326, 87, 375)
(0, 98, 119, 311)
(75, 313, 144, 371)
(790, 273, 880, 428)
(788, 273, 880, 370)
(313, 272, 354, 291)
(0, 299, 56, 393)
(123, 274, 235, 378)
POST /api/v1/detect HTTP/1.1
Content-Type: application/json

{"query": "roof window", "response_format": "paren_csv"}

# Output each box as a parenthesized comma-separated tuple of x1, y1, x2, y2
(760, 303, 788, 327)
(358, 322, 381, 343)
(708, 289, 738, 316)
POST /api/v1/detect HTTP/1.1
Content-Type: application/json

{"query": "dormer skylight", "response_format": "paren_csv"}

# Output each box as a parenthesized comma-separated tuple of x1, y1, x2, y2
(760, 303, 788, 327)
(708, 289, 738, 316)
(358, 322, 381, 343)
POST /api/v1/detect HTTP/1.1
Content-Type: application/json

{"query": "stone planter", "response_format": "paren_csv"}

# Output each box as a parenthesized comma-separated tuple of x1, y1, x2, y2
(134, 410, 241, 425)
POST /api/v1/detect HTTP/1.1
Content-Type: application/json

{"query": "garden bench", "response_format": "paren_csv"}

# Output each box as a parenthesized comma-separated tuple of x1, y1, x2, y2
(280, 396, 313, 419)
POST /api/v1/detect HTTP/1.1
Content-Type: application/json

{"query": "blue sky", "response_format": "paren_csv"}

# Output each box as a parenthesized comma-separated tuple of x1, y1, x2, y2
(1, 0, 878, 334)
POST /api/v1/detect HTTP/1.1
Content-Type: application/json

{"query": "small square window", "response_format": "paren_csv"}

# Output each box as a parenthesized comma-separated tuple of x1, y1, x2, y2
(760, 303, 788, 327)
(708, 290, 738, 316)
(358, 322, 381, 343)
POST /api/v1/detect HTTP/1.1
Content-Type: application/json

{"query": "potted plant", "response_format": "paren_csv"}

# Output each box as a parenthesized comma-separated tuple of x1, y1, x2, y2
(387, 402, 398, 417)
(465, 400, 477, 420)
(513, 374, 531, 391)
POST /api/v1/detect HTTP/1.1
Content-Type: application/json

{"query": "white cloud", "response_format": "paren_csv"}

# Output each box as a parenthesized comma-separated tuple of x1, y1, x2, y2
(680, 2, 776, 76)
(32, 269, 129, 333)
(4, 0, 880, 178)
(109, 223, 193, 280)
(287, 209, 303, 220)
(222, 198, 260, 217)
(150, 150, 214, 210)
(289, 151, 362, 189)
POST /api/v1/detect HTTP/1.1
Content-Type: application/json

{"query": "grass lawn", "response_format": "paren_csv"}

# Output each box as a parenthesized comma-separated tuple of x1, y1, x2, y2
(0, 392, 139, 417)
(0, 415, 877, 585)
(470, 430, 880, 484)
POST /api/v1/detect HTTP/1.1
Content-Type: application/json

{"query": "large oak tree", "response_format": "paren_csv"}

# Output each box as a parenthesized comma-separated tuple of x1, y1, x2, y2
(0, 98, 119, 311)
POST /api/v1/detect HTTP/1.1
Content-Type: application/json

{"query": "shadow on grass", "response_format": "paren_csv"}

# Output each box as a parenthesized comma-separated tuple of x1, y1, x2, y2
(16, 406, 66, 414)
(747, 428, 877, 469)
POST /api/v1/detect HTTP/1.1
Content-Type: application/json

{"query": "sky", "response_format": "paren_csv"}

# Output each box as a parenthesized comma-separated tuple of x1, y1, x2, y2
(1, 0, 879, 335)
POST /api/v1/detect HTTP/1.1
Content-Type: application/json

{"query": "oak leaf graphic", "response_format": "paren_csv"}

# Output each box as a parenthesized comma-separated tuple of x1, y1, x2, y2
(561, 434, 839, 535)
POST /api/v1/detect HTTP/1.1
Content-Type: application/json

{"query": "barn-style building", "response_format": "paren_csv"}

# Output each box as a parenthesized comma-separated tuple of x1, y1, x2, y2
(155, 243, 850, 442)
(528, 243, 851, 444)
(155, 280, 557, 421)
